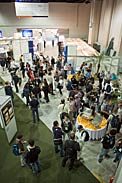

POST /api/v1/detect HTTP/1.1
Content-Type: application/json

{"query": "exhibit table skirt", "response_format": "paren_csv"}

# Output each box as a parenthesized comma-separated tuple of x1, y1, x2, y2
(76, 115, 107, 140)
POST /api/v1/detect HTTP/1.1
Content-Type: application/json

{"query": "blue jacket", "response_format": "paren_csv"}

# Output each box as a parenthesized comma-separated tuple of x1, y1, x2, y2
(52, 127, 63, 139)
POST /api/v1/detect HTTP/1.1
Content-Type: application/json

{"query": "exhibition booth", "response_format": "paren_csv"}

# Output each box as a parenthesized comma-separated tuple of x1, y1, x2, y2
(0, 29, 120, 75)
(0, 96, 17, 143)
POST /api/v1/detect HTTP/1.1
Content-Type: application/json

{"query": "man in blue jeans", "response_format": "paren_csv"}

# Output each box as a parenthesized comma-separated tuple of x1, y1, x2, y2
(98, 129, 116, 163)
(29, 95, 40, 123)
(52, 121, 64, 157)
(26, 139, 41, 174)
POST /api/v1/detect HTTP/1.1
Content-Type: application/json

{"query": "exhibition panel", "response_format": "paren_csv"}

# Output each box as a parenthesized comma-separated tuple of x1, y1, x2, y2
(0, 96, 17, 143)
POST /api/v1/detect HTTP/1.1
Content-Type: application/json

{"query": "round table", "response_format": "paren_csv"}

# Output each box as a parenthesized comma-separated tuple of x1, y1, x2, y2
(76, 115, 107, 140)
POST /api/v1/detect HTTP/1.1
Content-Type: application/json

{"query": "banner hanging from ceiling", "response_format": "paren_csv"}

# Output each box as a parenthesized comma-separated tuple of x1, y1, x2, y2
(15, 1, 48, 17)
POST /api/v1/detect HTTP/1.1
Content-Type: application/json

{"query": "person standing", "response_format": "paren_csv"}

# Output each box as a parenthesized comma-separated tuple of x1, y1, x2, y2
(25, 139, 41, 174)
(51, 56, 55, 69)
(16, 134, 26, 167)
(1, 58, 6, 73)
(4, 81, 14, 104)
(61, 113, 72, 141)
(113, 139, 122, 163)
(23, 83, 30, 106)
(117, 103, 122, 133)
(29, 95, 40, 123)
(21, 62, 25, 79)
(75, 125, 86, 160)
(62, 132, 80, 170)
(42, 78, 50, 103)
(52, 121, 64, 157)
(57, 76, 64, 96)
(13, 72, 19, 93)
(46, 72, 55, 95)
(98, 129, 116, 163)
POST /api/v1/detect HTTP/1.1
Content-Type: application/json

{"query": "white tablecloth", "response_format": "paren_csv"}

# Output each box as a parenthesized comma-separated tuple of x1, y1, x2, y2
(76, 121, 107, 140)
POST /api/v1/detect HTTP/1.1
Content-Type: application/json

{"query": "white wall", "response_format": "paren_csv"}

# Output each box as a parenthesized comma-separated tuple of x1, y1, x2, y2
(0, 2, 91, 38)
(98, 0, 122, 54)
(109, 0, 122, 53)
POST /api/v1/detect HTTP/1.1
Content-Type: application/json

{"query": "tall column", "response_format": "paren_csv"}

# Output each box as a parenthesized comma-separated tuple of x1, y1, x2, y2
(88, 0, 96, 45)
(98, 0, 114, 49)
(88, 0, 102, 45)
(109, 0, 122, 54)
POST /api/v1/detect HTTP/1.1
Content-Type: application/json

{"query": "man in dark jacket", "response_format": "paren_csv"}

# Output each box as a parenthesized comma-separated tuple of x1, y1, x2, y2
(29, 95, 40, 123)
(23, 82, 30, 106)
(13, 73, 19, 93)
(52, 121, 64, 157)
(62, 132, 80, 170)
(98, 129, 116, 163)
(0, 58, 6, 72)
(26, 139, 41, 174)
(4, 81, 14, 104)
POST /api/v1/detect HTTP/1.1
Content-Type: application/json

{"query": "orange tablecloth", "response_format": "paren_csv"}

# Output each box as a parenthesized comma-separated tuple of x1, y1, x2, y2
(77, 115, 107, 130)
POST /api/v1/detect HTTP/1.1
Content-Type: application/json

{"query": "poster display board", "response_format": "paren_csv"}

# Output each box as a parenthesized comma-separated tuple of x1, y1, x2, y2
(12, 39, 29, 61)
(23, 53, 32, 65)
(0, 96, 17, 143)
(1, 101, 14, 126)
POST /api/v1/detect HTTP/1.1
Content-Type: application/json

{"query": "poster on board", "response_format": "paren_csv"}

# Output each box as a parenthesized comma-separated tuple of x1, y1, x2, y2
(0, 96, 17, 143)
(23, 53, 32, 65)
(1, 101, 14, 126)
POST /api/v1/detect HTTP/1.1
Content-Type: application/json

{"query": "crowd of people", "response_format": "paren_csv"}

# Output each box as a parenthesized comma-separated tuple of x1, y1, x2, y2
(1, 53, 122, 174)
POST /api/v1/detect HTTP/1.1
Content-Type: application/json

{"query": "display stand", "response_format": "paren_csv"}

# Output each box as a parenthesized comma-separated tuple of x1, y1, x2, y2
(0, 96, 17, 143)
(23, 53, 32, 65)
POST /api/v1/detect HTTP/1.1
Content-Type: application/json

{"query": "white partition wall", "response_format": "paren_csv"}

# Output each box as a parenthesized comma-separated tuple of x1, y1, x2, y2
(12, 39, 29, 61)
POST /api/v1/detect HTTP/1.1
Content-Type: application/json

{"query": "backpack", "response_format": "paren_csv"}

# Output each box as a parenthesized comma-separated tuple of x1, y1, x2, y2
(106, 84, 111, 93)
(12, 144, 19, 156)
(110, 114, 118, 128)
(101, 134, 115, 149)
(81, 130, 89, 142)
(66, 141, 74, 157)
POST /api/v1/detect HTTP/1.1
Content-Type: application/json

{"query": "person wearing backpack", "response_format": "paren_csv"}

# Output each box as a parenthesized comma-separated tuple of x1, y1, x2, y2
(15, 134, 27, 167)
(25, 139, 41, 174)
(52, 121, 64, 157)
(75, 125, 89, 160)
(107, 109, 119, 132)
(62, 132, 80, 170)
(98, 129, 116, 163)
(4, 81, 14, 104)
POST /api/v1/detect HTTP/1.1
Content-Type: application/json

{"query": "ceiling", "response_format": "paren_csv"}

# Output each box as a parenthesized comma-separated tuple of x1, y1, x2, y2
(0, 0, 92, 3)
